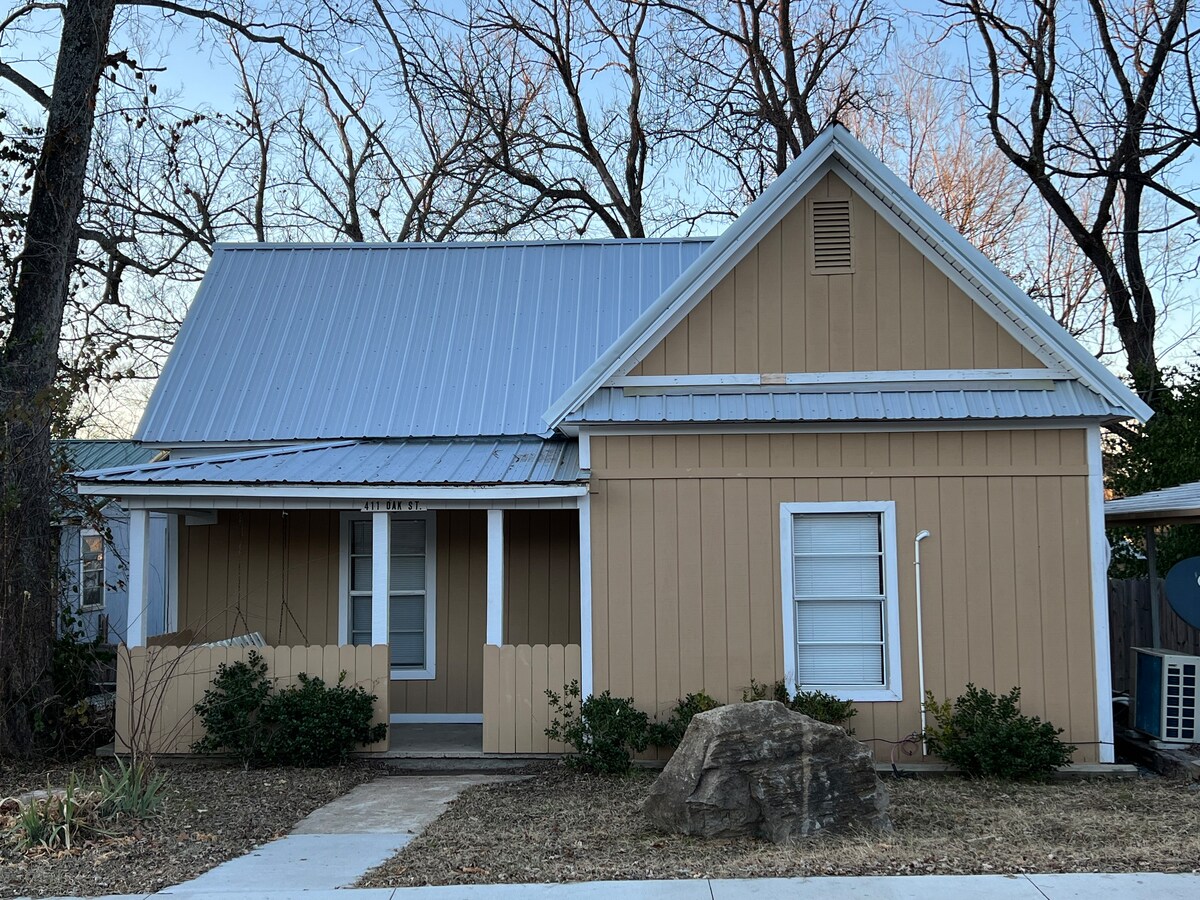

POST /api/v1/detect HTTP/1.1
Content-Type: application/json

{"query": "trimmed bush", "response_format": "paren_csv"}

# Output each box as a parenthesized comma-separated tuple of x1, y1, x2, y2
(648, 692, 722, 747)
(259, 672, 388, 767)
(193, 651, 386, 767)
(193, 652, 273, 766)
(924, 684, 1076, 781)
(545, 680, 649, 775)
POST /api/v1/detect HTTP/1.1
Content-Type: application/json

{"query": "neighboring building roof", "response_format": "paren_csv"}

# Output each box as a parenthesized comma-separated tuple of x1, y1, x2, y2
(565, 381, 1119, 426)
(76, 437, 584, 487)
(544, 125, 1152, 429)
(1105, 481, 1200, 525)
(136, 239, 713, 444)
(58, 439, 158, 471)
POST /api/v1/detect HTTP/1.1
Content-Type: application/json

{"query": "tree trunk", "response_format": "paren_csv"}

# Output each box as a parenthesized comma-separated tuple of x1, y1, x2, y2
(0, 0, 115, 756)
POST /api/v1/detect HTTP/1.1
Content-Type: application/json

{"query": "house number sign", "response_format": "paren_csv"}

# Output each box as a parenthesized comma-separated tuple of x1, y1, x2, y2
(360, 500, 426, 512)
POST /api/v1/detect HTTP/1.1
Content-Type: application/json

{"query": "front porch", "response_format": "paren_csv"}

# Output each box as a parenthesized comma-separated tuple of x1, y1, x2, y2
(79, 440, 594, 758)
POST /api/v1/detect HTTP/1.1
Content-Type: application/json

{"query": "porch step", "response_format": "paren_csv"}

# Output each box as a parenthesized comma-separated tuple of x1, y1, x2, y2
(372, 755, 554, 775)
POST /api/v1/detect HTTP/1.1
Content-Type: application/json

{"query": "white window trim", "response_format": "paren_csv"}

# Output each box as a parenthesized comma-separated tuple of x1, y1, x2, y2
(79, 528, 106, 611)
(339, 510, 437, 681)
(779, 501, 902, 702)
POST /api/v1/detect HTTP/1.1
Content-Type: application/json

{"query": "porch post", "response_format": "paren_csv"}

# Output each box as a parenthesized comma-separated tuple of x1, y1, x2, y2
(371, 511, 390, 648)
(126, 509, 152, 648)
(578, 494, 593, 699)
(486, 509, 504, 645)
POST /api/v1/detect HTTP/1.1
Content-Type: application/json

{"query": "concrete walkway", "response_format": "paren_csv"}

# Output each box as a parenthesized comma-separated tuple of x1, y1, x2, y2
(28, 872, 1200, 899)
(158, 775, 509, 897)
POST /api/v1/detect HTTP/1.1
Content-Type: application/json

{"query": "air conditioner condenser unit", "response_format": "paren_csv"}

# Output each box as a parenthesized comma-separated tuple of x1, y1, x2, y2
(1132, 647, 1199, 748)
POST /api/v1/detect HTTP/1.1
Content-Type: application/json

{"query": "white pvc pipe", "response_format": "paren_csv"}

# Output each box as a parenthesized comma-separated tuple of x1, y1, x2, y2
(914, 529, 931, 755)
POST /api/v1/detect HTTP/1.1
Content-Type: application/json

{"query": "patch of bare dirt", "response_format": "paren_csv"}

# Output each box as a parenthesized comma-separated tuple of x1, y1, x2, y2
(0, 757, 378, 898)
(361, 766, 1200, 886)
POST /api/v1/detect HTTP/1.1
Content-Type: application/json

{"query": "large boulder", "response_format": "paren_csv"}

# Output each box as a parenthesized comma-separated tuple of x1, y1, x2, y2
(643, 701, 891, 842)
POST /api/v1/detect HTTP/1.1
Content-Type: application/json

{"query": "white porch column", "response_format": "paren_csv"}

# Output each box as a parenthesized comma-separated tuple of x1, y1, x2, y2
(126, 509, 152, 648)
(486, 509, 505, 645)
(371, 511, 390, 648)
(166, 514, 180, 634)
(578, 495, 593, 699)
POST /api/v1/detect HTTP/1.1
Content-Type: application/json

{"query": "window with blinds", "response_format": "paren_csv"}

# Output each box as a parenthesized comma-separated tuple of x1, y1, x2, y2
(791, 512, 886, 686)
(348, 517, 430, 670)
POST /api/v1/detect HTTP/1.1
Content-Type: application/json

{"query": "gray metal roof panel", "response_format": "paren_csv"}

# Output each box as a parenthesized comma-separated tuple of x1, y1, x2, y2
(564, 381, 1121, 424)
(1105, 481, 1200, 522)
(137, 240, 713, 443)
(75, 438, 583, 486)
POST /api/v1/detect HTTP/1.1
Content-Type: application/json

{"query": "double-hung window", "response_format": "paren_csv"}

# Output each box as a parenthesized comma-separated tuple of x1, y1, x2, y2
(345, 514, 436, 679)
(780, 502, 901, 701)
(80, 530, 105, 610)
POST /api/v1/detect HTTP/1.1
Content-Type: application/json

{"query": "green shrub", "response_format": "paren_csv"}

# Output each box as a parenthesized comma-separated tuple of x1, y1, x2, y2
(740, 680, 856, 731)
(789, 689, 857, 732)
(545, 680, 649, 775)
(648, 692, 722, 747)
(35, 608, 116, 755)
(924, 684, 1075, 781)
(192, 652, 273, 766)
(258, 672, 388, 767)
(742, 678, 790, 703)
(192, 652, 386, 767)
(98, 759, 167, 819)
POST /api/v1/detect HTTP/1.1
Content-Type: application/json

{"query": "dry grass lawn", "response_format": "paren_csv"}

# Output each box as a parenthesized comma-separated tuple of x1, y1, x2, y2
(361, 768, 1200, 887)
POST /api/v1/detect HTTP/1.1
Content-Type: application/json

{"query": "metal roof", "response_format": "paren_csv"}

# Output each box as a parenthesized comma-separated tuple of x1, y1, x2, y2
(564, 381, 1119, 425)
(1106, 482, 1200, 524)
(57, 439, 159, 471)
(75, 437, 583, 486)
(137, 239, 713, 444)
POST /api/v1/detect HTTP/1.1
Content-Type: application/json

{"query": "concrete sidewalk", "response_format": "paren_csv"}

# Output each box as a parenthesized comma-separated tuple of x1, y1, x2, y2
(29, 872, 1200, 900)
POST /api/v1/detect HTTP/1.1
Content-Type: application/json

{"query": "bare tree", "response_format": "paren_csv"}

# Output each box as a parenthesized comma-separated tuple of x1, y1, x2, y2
(657, 0, 892, 210)
(937, 0, 1200, 403)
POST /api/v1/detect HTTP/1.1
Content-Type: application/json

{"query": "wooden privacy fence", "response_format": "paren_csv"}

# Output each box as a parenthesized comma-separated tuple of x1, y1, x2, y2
(482, 643, 580, 754)
(116, 644, 390, 755)
(1109, 578, 1200, 694)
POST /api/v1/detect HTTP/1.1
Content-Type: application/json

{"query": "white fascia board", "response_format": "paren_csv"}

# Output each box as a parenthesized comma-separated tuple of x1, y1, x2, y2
(610, 369, 1067, 388)
(540, 128, 844, 430)
(76, 483, 588, 500)
(827, 142, 1151, 424)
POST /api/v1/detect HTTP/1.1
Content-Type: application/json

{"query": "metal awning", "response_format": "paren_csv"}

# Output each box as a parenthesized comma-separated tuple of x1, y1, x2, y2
(1105, 482, 1200, 525)
(74, 437, 583, 489)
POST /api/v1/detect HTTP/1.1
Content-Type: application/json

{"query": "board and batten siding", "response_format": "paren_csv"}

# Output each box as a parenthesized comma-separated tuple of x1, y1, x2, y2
(588, 430, 1101, 762)
(176, 508, 578, 717)
(631, 172, 1043, 376)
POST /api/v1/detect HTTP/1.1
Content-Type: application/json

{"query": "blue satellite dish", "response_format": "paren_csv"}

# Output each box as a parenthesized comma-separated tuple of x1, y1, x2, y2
(1165, 556, 1200, 630)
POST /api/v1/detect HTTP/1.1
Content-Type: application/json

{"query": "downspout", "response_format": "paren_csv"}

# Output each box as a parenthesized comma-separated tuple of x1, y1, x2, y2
(914, 530, 932, 755)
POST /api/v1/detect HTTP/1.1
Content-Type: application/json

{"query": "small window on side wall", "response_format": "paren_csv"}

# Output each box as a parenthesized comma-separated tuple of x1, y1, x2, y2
(80, 530, 105, 610)
(780, 501, 901, 702)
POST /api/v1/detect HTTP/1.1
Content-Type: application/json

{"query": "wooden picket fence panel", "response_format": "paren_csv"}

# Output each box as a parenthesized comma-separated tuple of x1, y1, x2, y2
(115, 644, 390, 755)
(482, 643, 580, 754)
(1109, 578, 1200, 694)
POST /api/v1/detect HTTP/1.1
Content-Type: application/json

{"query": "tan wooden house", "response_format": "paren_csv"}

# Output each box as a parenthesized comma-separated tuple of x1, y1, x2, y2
(77, 126, 1149, 763)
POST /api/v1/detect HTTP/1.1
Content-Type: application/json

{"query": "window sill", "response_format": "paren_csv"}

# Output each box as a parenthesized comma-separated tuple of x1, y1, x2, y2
(390, 667, 436, 681)
(78, 604, 105, 612)
(809, 687, 902, 703)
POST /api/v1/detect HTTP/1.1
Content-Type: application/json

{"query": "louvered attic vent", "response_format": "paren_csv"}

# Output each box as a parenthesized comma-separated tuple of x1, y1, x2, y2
(810, 198, 853, 274)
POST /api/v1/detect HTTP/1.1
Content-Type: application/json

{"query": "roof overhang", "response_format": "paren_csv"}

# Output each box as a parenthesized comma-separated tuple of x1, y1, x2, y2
(1105, 481, 1200, 525)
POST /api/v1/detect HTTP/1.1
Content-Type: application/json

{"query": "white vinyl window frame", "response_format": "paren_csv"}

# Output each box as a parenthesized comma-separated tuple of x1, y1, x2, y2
(779, 501, 902, 702)
(79, 528, 106, 611)
(338, 511, 437, 681)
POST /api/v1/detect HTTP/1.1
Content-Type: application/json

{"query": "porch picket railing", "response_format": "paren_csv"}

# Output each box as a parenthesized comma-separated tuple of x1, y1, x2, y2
(482, 643, 580, 753)
(115, 643, 390, 755)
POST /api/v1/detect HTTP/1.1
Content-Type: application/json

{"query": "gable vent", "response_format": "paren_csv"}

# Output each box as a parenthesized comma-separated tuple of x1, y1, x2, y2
(810, 198, 854, 274)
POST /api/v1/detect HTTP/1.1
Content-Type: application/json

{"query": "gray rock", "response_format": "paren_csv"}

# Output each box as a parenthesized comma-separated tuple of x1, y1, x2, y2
(643, 700, 891, 842)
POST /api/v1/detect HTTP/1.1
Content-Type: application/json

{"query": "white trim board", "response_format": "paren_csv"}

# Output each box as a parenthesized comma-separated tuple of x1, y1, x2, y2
(778, 500, 902, 703)
(389, 713, 483, 724)
(542, 126, 1150, 429)
(610, 369, 1066, 389)
(1087, 424, 1116, 764)
(77, 484, 587, 500)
